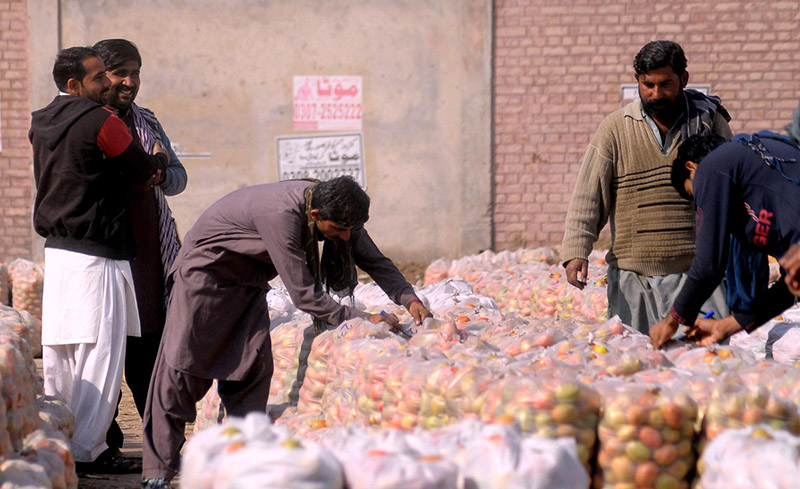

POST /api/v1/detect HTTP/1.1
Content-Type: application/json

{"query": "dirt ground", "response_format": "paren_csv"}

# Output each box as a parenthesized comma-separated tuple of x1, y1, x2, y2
(60, 261, 427, 488)
(359, 260, 428, 287)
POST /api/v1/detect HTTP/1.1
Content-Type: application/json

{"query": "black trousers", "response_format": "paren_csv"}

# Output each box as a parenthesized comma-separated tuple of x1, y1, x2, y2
(106, 332, 163, 450)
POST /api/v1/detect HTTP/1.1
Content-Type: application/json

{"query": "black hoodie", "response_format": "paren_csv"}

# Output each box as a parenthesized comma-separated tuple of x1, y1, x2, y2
(30, 95, 167, 260)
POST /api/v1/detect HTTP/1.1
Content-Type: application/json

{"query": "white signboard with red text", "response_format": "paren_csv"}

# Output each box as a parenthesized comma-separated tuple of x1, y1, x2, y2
(276, 132, 366, 187)
(293, 76, 362, 131)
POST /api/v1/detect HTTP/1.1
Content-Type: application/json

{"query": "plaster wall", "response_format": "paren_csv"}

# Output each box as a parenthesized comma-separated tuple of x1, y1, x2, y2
(27, 0, 494, 263)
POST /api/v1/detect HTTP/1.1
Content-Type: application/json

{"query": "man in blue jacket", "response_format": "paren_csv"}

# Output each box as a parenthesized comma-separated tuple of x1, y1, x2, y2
(650, 107, 800, 348)
(778, 103, 800, 298)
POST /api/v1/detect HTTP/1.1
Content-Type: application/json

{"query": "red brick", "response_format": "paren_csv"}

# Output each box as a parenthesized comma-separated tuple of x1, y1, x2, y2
(493, 0, 800, 251)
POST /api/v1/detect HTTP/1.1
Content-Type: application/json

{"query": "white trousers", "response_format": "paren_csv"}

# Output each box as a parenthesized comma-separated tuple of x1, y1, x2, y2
(607, 265, 730, 335)
(42, 249, 138, 462)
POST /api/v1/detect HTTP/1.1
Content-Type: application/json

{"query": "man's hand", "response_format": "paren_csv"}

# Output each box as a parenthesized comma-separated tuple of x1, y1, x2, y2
(144, 169, 163, 188)
(650, 316, 680, 349)
(407, 300, 432, 325)
(685, 316, 742, 346)
(369, 312, 401, 331)
(153, 140, 171, 163)
(564, 258, 589, 290)
(780, 243, 800, 297)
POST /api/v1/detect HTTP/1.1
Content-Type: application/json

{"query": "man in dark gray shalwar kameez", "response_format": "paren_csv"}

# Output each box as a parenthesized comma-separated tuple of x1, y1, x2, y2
(140, 176, 431, 488)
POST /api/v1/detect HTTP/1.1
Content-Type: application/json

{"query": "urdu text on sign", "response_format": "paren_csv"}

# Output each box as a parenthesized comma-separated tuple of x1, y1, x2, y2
(276, 132, 366, 188)
(293, 76, 362, 131)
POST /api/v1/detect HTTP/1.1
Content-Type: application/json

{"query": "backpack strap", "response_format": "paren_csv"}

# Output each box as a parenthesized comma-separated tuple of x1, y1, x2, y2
(733, 131, 800, 185)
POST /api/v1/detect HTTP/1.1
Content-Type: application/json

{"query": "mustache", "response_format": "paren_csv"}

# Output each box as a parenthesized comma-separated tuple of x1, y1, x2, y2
(642, 97, 682, 118)
(643, 98, 673, 108)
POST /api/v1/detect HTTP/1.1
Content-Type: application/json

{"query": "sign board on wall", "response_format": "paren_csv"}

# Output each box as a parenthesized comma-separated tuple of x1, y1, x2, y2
(293, 76, 362, 130)
(276, 132, 366, 187)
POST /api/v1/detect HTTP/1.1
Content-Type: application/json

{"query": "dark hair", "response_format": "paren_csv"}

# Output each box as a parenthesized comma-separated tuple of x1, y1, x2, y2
(671, 133, 727, 200)
(633, 40, 687, 77)
(52, 46, 98, 92)
(311, 176, 370, 227)
(92, 39, 142, 71)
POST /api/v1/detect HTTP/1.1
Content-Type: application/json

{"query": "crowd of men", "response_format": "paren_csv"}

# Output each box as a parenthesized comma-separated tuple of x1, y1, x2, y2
(29, 38, 800, 488)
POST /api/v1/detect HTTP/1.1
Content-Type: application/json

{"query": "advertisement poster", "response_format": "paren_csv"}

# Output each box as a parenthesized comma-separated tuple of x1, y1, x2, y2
(276, 132, 366, 187)
(293, 76, 362, 130)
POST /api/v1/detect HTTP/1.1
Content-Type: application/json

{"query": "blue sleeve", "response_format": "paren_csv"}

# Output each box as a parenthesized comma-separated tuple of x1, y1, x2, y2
(155, 120, 188, 196)
(670, 164, 733, 325)
(733, 275, 796, 333)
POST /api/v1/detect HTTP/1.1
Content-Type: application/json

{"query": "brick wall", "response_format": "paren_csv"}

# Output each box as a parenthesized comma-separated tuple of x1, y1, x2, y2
(493, 0, 800, 251)
(0, 0, 32, 262)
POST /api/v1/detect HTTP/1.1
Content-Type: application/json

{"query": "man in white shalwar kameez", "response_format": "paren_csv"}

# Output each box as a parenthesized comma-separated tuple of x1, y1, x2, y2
(29, 46, 169, 472)
(41, 249, 139, 461)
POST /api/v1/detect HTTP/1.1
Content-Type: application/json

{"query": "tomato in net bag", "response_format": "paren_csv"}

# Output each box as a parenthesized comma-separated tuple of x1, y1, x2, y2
(593, 381, 698, 489)
(8, 259, 44, 320)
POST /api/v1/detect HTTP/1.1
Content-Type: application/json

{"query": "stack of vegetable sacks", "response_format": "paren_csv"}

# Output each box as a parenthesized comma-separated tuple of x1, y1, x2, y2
(188, 249, 800, 488)
(425, 248, 609, 323)
(0, 324, 77, 488)
(183, 412, 590, 489)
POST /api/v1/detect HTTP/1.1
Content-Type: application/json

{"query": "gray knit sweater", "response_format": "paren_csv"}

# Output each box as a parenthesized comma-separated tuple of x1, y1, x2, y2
(561, 100, 732, 276)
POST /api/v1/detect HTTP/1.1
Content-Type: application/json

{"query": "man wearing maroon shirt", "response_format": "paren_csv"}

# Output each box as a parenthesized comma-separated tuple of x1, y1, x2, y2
(29, 46, 169, 473)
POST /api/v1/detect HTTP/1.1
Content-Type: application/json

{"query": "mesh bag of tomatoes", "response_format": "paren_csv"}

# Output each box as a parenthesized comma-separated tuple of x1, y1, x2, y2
(8, 259, 44, 320)
(1, 325, 43, 453)
(479, 369, 600, 473)
(594, 381, 698, 489)
(699, 373, 800, 453)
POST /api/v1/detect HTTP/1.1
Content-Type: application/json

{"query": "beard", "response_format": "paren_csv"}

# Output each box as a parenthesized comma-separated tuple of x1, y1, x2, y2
(640, 90, 684, 121)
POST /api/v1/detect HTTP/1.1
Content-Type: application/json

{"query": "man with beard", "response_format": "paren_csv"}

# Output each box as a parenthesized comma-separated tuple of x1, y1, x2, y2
(561, 40, 732, 333)
(140, 176, 431, 489)
(30, 46, 168, 472)
(92, 38, 187, 459)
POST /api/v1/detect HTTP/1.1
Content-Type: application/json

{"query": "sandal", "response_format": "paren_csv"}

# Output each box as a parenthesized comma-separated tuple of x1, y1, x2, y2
(141, 477, 172, 489)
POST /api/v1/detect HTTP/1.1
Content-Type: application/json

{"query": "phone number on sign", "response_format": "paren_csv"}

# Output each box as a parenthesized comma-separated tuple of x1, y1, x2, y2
(293, 103, 362, 121)
(281, 167, 361, 182)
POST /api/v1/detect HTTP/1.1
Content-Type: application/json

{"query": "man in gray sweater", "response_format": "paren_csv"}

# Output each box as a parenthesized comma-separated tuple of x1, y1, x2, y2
(141, 176, 431, 489)
(561, 40, 731, 333)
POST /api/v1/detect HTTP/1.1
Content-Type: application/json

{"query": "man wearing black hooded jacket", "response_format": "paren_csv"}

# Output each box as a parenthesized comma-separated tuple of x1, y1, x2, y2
(29, 46, 168, 473)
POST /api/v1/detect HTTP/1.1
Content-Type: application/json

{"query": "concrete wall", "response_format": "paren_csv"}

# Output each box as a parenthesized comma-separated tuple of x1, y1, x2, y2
(493, 0, 800, 251)
(0, 0, 32, 262)
(26, 0, 494, 263)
